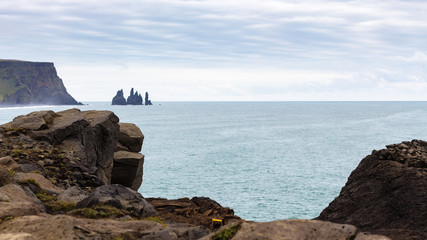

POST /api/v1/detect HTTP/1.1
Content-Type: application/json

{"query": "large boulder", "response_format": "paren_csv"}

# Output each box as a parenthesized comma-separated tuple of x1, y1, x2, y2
(14, 172, 64, 195)
(110, 122, 145, 190)
(111, 89, 127, 105)
(111, 151, 144, 190)
(316, 140, 427, 240)
(1, 109, 120, 185)
(118, 123, 144, 152)
(76, 184, 157, 218)
(0, 202, 41, 219)
(0, 184, 45, 217)
(57, 186, 89, 204)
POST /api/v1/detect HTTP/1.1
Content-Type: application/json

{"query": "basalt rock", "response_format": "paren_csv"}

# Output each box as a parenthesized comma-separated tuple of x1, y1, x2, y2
(118, 123, 144, 153)
(111, 89, 127, 105)
(126, 88, 143, 105)
(111, 123, 145, 190)
(0, 60, 82, 105)
(145, 92, 152, 105)
(76, 184, 157, 219)
(146, 197, 239, 229)
(316, 140, 427, 240)
(2, 109, 120, 185)
(111, 151, 144, 191)
(111, 88, 152, 105)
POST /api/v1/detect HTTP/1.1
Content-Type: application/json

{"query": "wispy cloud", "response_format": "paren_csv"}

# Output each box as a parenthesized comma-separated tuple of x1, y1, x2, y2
(1, 0, 427, 100)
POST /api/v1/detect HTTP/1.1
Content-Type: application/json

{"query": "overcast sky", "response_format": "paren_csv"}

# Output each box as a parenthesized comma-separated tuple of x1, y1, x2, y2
(1, 0, 427, 101)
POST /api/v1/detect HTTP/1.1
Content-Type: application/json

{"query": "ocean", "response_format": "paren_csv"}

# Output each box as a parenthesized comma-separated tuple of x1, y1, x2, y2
(1, 101, 426, 221)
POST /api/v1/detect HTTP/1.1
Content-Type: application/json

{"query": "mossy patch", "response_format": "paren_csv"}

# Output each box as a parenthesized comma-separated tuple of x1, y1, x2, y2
(17, 178, 41, 189)
(212, 224, 240, 240)
(36, 191, 56, 202)
(113, 233, 136, 240)
(45, 201, 76, 213)
(36, 191, 76, 213)
(143, 216, 167, 227)
(11, 149, 30, 157)
(69, 204, 129, 219)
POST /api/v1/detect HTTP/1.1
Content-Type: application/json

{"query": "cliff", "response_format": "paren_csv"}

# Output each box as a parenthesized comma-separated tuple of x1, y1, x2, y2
(0, 60, 81, 105)
(316, 140, 427, 240)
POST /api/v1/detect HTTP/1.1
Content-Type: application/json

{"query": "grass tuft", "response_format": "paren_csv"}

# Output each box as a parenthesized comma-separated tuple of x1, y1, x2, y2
(213, 224, 240, 240)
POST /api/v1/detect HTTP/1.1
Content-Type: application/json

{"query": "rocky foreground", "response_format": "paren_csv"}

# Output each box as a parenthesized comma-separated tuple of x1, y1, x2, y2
(0, 109, 425, 239)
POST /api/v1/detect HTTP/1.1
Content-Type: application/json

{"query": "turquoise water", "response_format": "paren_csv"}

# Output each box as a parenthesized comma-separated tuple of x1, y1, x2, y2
(1, 102, 427, 221)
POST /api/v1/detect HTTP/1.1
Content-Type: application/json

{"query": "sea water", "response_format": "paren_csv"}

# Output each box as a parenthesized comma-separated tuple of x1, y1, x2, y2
(1, 102, 426, 221)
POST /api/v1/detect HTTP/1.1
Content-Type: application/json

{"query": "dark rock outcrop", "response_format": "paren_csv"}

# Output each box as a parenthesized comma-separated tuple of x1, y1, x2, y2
(111, 122, 145, 190)
(76, 184, 157, 218)
(0, 60, 82, 105)
(146, 197, 239, 229)
(111, 151, 144, 191)
(111, 89, 126, 105)
(111, 88, 152, 105)
(126, 88, 143, 105)
(2, 109, 119, 185)
(118, 123, 144, 152)
(316, 140, 427, 240)
(145, 92, 152, 105)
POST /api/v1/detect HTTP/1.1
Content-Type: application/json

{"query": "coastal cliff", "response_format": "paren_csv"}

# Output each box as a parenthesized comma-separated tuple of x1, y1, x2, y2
(0, 60, 81, 105)
(0, 109, 424, 239)
(316, 140, 427, 240)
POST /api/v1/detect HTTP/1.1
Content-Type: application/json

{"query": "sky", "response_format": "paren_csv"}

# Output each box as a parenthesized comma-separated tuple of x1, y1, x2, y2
(1, 0, 427, 101)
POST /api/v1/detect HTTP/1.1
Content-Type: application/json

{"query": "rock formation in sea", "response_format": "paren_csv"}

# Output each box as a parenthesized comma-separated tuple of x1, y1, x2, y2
(112, 88, 149, 105)
(316, 140, 427, 240)
(145, 92, 153, 105)
(0, 60, 82, 105)
(111, 89, 127, 105)
(126, 88, 143, 105)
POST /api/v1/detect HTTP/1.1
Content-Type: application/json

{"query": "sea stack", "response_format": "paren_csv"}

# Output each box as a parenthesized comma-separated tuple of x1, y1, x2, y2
(111, 89, 127, 105)
(126, 88, 143, 105)
(111, 88, 151, 105)
(145, 92, 152, 105)
(0, 60, 82, 105)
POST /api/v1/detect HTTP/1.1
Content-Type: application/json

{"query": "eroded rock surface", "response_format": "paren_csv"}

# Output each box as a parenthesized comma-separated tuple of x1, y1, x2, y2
(317, 140, 427, 240)
(0, 214, 209, 240)
(77, 184, 157, 218)
(202, 220, 390, 240)
(111, 122, 145, 190)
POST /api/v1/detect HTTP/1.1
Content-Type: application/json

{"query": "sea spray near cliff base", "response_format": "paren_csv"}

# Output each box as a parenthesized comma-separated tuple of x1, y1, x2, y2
(1, 101, 426, 222)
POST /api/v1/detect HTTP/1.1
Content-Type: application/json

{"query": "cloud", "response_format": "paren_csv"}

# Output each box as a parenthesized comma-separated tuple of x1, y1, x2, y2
(2, 0, 427, 100)
(388, 52, 427, 63)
